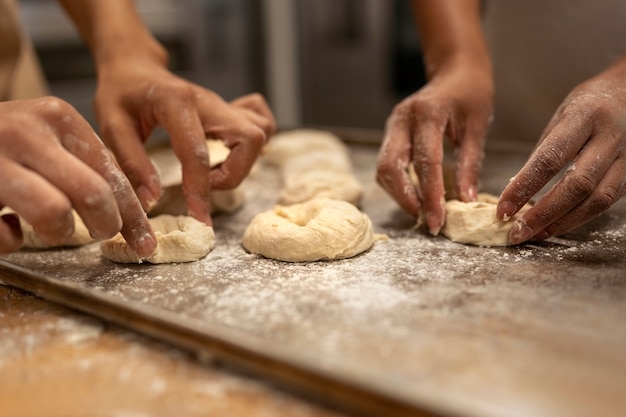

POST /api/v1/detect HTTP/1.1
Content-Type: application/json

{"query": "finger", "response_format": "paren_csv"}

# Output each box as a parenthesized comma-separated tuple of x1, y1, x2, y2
(99, 112, 162, 212)
(376, 115, 421, 217)
(208, 124, 266, 190)
(56, 123, 157, 257)
(507, 134, 618, 244)
(230, 93, 277, 137)
(543, 156, 626, 237)
(497, 114, 593, 221)
(0, 156, 75, 245)
(453, 118, 487, 202)
(412, 117, 447, 235)
(0, 213, 23, 254)
(194, 91, 267, 190)
(156, 94, 213, 225)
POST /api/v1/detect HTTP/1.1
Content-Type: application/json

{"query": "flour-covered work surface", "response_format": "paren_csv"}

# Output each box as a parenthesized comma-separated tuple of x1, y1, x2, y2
(1, 141, 625, 417)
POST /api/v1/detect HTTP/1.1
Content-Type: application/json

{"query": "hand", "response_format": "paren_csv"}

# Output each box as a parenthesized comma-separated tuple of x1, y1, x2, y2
(0, 97, 156, 256)
(376, 61, 493, 234)
(497, 59, 626, 244)
(94, 60, 276, 226)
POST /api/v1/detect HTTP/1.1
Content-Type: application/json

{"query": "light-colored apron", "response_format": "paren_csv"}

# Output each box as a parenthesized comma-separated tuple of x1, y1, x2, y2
(0, 0, 48, 101)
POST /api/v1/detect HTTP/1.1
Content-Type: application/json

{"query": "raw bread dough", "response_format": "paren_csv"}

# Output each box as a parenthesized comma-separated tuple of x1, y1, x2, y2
(0, 208, 94, 249)
(263, 129, 363, 205)
(243, 198, 380, 262)
(441, 193, 532, 246)
(100, 214, 215, 264)
(149, 139, 246, 216)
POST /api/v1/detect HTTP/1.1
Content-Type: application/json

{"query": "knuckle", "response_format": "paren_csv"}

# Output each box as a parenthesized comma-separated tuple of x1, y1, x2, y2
(39, 199, 73, 224)
(38, 96, 74, 118)
(564, 173, 596, 197)
(590, 184, 620, 212)
(175, 86, 196, 103)
(239, 125, 267, 149)
(82, 189, 115, 212)
(532, 148, 565, 177)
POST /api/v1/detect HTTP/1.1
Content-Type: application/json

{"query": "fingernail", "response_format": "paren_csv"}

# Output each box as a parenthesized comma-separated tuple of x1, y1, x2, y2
(137, 185, 158, 212)
(467, 186, 477, 201)
(427, 211, 442, 236)
(510, 219, 534, 244)
(134, 232, 157, 258)
(499, 200, 516, 221)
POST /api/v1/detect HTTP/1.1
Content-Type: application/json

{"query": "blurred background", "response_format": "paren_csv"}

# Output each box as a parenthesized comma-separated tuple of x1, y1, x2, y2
(17, 0, 426, 133)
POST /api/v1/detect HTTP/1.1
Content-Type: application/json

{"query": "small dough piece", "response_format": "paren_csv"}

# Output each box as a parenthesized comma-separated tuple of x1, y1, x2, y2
(263, 129, 363, 205)
(0, 208, 94, 249)
(280, 170, 363, 206)
(149, 139, 246, 216)
(101, 215, 215, 264)
(441, 193, 532, 246)
(243, 198, 379, 262)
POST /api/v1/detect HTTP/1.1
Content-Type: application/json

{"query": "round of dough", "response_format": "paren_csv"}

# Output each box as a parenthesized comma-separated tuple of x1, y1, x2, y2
(242, 198, 376, 262)
(262, 129, 348, 166)
(263, 129, 364, 205)
(441, 193, 532, 246)
(101, 215, 215, 264)
(280, 170, 363, 206)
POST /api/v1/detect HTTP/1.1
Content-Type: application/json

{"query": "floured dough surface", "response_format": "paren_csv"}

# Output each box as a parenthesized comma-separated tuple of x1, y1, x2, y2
(263, 129, 363, 205)
(441, 193, 531, 246)
(101, 214, 215, 264)
(149, 139, 245, 216)
(243, 198, 380, 262)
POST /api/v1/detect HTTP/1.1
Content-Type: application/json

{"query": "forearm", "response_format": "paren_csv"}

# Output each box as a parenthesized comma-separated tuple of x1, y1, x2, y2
(411, 0, 490, 79)
(56, 0, 167, 69)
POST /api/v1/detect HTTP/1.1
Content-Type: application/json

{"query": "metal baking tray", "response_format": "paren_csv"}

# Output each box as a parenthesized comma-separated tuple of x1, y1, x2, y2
(2, 139, 625, 417)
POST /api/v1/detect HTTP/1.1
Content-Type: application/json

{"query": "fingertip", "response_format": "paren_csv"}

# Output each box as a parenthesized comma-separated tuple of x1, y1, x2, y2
(185, 194, 214, 227)
(509, 218, 534, 245)
(458, 185, 478, 202)
(137, 183, 162, 213)
(131, 231, 158, 258)
(497, 200, 517, 221)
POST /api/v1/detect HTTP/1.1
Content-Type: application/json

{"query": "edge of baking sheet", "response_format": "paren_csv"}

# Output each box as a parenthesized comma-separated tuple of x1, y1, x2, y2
(0, 259, 454, 417)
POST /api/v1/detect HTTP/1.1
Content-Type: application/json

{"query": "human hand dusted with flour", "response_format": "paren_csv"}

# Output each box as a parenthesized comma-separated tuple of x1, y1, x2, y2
(0, 98, 156, 256)
(58, 0, 275, 226)
(497, 57, 626, 244)
(376, 0, 493, 235)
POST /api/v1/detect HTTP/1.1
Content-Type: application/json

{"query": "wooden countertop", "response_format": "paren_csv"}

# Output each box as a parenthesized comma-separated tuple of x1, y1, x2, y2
(0, 285, 345, 417)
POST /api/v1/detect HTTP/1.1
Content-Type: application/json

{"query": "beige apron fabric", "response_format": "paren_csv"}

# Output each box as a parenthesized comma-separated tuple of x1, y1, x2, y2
(484, 0, 626, 142)
(0, 0, 48, 101)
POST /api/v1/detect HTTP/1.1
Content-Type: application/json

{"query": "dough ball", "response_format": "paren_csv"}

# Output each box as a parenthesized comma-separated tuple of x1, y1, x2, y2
(149, 139, 246, 216)
(280, 170, 363, 206)
(243, 198, 378, 262)
(101, 215, 215, 264)
(263, 129, 363, 205)
(150, 139, 230, 188)
(0, 208, 94, 249)
(150, 185, 246, 217)
(441, 193, 532, 246)
(263, 129, 350, 166)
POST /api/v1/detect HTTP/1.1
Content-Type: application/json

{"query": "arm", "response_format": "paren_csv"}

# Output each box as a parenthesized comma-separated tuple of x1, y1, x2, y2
(497, 56, 626, 244)
(0, 97, 156, 256)
(57, 0, 275, 225)
(376, 0, 493, 235)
